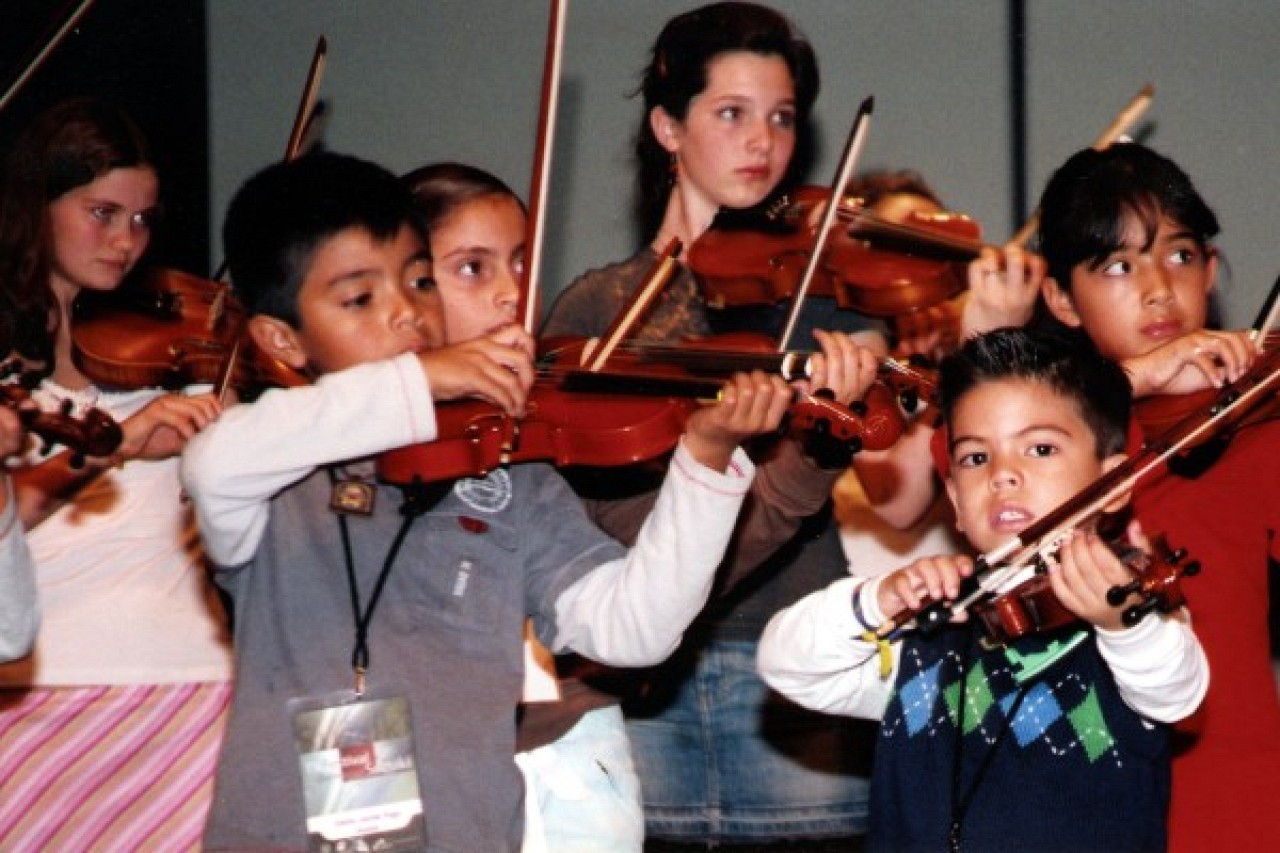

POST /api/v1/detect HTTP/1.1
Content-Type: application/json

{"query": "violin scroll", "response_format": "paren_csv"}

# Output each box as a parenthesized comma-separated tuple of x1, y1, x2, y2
(787, 384, 903, 454)
(1105, 536, 1200, 628)
(1, 362, 123, 467)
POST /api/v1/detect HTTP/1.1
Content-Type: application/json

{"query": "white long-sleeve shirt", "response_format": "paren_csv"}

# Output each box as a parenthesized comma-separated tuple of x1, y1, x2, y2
(184, 353, 760, 852)
(182, 352, 757, 667)
(759, 571, 1209, 725)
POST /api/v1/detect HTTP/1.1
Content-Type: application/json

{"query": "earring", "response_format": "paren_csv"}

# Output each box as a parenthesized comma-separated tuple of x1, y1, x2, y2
(668, 153, 679, 188)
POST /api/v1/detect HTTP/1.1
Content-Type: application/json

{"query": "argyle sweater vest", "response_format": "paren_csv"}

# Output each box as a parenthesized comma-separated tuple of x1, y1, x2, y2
(868, 624, 1169, 853)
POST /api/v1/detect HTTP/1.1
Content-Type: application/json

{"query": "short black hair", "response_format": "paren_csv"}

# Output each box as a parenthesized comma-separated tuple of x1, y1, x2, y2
(939, 327, 1132, 459)
(223, 152, 422, 326)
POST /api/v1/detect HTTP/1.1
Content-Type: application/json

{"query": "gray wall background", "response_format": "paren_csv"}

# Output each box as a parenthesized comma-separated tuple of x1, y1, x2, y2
(208, 1, 1280, 329)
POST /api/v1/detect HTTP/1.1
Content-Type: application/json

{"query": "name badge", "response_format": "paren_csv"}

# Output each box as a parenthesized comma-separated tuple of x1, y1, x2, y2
(289, 692, 426, 850)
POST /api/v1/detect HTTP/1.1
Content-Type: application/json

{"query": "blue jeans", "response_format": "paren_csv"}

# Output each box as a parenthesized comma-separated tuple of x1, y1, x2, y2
(518, 705, 644, 852)
(624, 638, 873, 842)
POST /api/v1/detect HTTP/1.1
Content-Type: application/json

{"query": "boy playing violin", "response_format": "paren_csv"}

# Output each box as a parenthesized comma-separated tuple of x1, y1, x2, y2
(758, 327, 1208, 852)
(1036, 141, 1280, 853)
(182, 151, 798, 852)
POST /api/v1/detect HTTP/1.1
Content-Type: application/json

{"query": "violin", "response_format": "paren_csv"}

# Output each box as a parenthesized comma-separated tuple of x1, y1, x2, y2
(70, 267, 300, 395)
(378, 385, 696, 484)
(690, 83, 1157, 327)
(972, 533, 1199, 647)
(1134, 272, 1280, 444)
(71, 267, 245, 390)
(379, 331, 909, 486)
(540, 333, 908, 452)
(1, 362, 123, 466)
(689, 184, 985, 317)
(1135, 331, 1280, 443)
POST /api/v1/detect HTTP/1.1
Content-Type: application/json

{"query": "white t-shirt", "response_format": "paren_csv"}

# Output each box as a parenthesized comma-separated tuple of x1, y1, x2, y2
(0, 381, 231, 686)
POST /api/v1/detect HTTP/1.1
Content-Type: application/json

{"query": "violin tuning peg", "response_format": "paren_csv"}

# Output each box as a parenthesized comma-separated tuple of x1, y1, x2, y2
(1106, 580, 1141, 607)
(1122, 597, 1160, 628)
(916, 600, 953, 636)
(1182, 560, 1202, 578)
(19, 369, 43, 390)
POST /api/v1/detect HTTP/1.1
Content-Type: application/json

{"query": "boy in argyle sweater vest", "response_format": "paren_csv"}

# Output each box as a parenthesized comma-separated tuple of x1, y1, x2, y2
(759, 328, 1208, 852)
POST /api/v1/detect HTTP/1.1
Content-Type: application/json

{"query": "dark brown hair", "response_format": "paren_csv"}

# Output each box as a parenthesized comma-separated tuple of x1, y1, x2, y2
(0, 97, 153, 364)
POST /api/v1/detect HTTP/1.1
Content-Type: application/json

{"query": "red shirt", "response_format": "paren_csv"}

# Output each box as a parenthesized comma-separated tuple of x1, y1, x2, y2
(1134, 417, 1280, 852)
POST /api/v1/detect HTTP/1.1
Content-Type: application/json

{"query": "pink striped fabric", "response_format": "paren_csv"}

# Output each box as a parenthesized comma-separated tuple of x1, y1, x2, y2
(0, 682, 230, 851)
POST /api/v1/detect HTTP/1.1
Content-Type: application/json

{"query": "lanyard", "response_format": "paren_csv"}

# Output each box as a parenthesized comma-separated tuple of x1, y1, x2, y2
(330, 468, 420, 698)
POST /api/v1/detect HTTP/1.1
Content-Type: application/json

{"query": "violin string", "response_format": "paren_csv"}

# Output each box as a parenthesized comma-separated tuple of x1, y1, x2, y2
(843, 208, 986, 258)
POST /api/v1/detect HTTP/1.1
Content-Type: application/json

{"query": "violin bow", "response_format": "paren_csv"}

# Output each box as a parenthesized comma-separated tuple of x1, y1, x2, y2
(579, 236, 682, 372)
(0, 0, 97, 114)
(284, 36, 328, 162)
(777, 96, 875, 352)
(1249, 270, 1280, 344)
(518, 0, 567, 336)
(1008, 83, 1155, 248)
(213, 35, 328, 401)
(878, 336, 1280, 639)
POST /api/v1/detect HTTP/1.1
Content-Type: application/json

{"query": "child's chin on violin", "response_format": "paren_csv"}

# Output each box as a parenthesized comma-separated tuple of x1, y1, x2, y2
(758, 327, 1208, 853)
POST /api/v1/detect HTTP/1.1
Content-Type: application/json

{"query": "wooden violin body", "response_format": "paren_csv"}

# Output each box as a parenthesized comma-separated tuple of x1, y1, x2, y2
(379, 326, 921, 487)
(688, 185, 982, 317)
(378, 385, 696, 485)
(542, 333, 911, 453)
(71, 266, 302, 394)
(72, 267, 244, 390)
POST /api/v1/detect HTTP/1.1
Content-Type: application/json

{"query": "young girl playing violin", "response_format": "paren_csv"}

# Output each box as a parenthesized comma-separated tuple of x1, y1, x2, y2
(1035, 141, 1280, 853)
(541, 3, 905, 844)
(404, 159, 879, 851)
(759, 326, 1209, 852)
(0, 97, 230, 849)
(403, 161, 646, 851)
(547, 4, 1050, 843)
